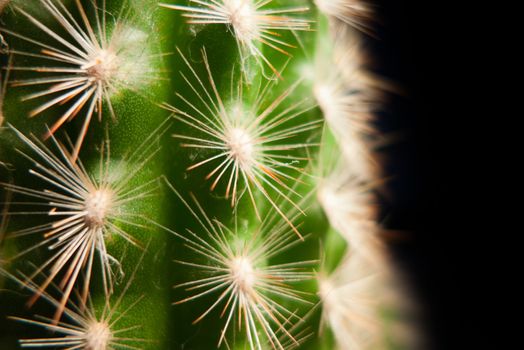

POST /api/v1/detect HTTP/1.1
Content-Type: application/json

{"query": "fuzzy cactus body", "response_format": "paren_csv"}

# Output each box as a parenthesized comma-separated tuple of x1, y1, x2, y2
(0, 1, 409, 349)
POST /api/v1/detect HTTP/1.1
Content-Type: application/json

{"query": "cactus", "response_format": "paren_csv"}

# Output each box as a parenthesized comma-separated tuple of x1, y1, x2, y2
(0, 1, 411, 349)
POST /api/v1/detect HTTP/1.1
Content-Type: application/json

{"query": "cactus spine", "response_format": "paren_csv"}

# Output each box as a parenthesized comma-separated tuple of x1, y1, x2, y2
(1, 1, 409, 349)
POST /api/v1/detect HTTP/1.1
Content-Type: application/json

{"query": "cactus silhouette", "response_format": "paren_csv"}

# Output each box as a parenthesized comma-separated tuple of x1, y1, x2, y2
(0, 1, 410, 349)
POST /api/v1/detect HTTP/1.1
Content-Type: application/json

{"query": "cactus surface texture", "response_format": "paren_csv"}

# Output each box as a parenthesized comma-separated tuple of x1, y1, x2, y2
(1, 1, 412, 349)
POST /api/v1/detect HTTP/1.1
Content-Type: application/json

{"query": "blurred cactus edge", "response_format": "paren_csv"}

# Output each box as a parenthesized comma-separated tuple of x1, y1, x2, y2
(0, 1, 415, 349)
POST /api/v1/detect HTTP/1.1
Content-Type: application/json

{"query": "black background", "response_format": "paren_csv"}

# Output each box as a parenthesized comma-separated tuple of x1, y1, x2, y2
(370, 1, 467, 349)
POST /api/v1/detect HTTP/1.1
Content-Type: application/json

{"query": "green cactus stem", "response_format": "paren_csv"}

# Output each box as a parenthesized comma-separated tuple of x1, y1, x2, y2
(0, 1, 412, 349)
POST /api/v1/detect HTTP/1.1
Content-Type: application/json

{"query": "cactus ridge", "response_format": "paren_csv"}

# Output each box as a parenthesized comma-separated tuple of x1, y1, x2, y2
(162, 179, 315, 350)
(313, 0, 373, 34)
(160, 0, 311, 77)
(1, 0, 159, 161)
(164, 48, 319, 238)
(0, 124, 164, 322)
(1, 249, 149, 349)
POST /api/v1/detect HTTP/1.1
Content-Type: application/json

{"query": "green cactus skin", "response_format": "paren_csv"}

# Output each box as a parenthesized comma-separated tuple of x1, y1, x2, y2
(0, 1, 411, 349)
